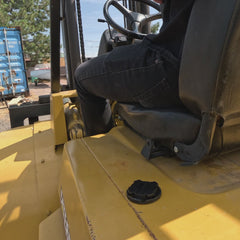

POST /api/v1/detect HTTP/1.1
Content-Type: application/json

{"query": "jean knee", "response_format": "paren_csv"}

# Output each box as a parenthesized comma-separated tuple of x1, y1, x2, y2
(74, 62, 87, 82)
(74, 67, 87, 98)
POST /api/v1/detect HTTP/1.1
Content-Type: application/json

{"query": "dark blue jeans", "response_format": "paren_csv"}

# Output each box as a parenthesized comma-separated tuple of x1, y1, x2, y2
(75, 38, 182, 136)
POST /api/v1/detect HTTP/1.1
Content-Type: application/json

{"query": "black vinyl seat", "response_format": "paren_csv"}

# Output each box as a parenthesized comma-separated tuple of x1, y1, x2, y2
(117, 0, 240, 164)
(117, 104, 201, 144)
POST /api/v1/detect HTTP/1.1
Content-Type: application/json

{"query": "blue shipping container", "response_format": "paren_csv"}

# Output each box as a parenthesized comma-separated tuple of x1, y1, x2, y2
(0, 27, 29, 96)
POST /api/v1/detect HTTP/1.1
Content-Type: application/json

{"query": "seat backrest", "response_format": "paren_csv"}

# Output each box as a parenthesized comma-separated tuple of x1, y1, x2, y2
(179, 0, 240, 125)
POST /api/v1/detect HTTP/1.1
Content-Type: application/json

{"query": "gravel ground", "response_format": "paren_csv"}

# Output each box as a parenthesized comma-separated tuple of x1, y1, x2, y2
(0, 79, 67, 133)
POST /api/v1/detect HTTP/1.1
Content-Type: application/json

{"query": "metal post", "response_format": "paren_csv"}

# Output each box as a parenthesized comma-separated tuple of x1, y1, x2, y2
(123, 0, 128, 28)
(128, 0, 136, 11)
(61, 0, 81, 90)
(50, 0, 61, 93)
(135, 3, 150, 34)
(76, 0, 86, 63)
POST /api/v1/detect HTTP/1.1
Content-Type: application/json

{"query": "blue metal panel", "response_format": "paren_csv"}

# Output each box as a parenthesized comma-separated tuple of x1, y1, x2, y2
(0, 27, 29, 96)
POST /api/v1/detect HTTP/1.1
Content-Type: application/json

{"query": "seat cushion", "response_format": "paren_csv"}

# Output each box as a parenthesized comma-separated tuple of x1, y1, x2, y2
(117, 103, 201, 144)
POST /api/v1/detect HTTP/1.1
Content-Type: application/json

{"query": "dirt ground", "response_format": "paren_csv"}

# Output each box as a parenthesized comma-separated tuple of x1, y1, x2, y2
(0, 79, 67, 133)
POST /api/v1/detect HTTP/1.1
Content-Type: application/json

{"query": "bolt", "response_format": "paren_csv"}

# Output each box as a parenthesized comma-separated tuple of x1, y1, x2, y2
(174, 146, 179, 153)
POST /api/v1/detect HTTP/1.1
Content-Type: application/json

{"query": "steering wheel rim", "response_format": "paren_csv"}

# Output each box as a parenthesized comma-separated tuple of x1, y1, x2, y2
(104, 0, 162, 39)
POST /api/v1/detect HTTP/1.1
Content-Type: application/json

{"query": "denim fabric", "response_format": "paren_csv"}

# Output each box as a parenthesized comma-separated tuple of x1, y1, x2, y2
(75, 38, 182, 136)
(147, 0, 194, 58)
(74, 0, 195, 136)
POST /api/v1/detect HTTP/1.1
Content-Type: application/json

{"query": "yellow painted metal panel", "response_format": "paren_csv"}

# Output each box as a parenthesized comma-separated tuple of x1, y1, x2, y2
(39, 208, 65, 240)
(0, 122, 62, 240)
(51, 90, 78, 146)
(59, 140, 153, 240)
(159, 204, 240, 240)
(0, 126, 34, 163)
(151, 151, 240, 194)
(59, 148, 92, 240)
(0, 126, 38, 240)
(78, 126, 240, 240)
(32, 121, 63, 220)
(1, 118, 239, 240)
(51, 94, 68, 146)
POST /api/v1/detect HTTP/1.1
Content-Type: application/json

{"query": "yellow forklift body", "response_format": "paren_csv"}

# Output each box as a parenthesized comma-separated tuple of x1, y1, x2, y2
(51, 90, 78, 146)
(1, 108, 240, 239)
(59, 126, 240, 240)
(0, 122, 64, 239)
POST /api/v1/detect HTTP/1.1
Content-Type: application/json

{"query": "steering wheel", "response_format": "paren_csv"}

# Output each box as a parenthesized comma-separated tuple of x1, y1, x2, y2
(103, 0, 162, 39)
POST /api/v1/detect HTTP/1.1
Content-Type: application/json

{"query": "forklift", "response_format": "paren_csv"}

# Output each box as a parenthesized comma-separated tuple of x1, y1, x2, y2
(1, 0, 240, 239)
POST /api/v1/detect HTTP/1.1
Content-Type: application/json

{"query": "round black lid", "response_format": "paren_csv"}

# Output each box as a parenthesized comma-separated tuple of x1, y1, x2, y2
(127, 180, 161, 204)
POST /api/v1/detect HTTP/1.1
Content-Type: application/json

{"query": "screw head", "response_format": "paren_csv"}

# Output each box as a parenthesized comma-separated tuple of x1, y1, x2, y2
(174, 146, 179, 153)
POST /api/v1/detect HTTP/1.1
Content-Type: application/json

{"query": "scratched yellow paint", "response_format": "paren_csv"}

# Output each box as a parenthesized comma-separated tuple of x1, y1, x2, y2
(160, 204, 240, 240)
(0, 122, 62, 240)
(1, 119, 240, 240)
(59, 126, 240, 240)
(51, 90, 78, 146)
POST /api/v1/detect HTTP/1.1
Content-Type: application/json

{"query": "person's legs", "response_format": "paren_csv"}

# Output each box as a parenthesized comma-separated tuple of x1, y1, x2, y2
(75, 38, 181, 136)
